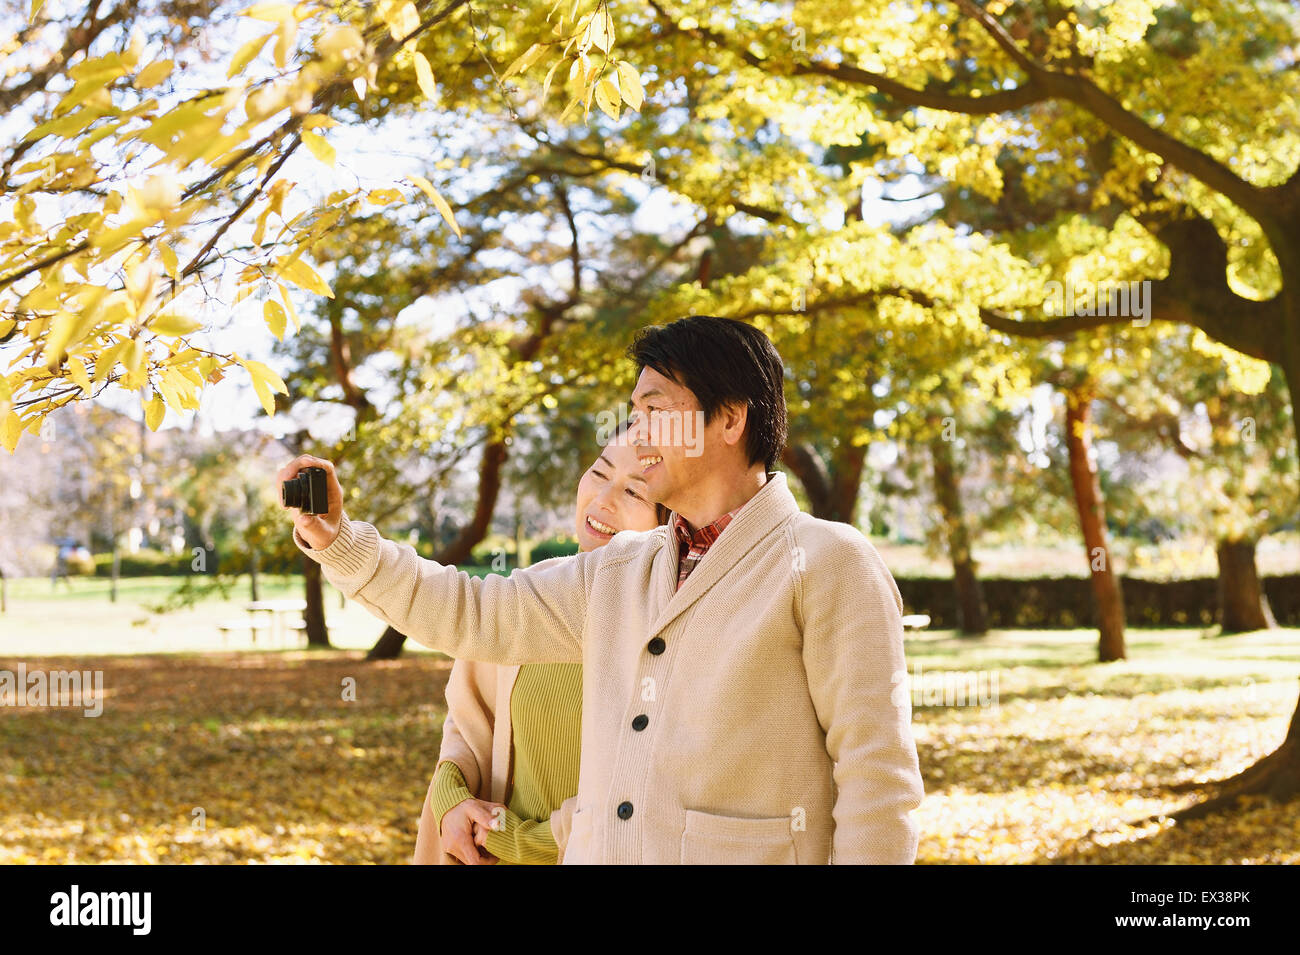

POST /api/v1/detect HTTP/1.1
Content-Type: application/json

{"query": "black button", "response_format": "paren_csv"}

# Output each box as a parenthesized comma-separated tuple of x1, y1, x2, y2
(647, 637, 666, 655)
(632, 714, 648, 731)
(617, 801, 634, 820)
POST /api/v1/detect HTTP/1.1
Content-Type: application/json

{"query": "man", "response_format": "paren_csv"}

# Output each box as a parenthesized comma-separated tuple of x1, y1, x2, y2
(281, 316, 925, 864)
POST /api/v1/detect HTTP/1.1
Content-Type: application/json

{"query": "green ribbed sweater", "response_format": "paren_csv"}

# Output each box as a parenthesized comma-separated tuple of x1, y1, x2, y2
(429, 662, 582, 865)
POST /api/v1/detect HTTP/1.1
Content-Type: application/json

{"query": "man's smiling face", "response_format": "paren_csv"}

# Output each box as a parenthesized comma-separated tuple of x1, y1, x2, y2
(627, 365, 718, 510)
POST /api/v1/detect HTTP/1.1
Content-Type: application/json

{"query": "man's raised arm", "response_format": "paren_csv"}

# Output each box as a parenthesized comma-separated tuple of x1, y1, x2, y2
(280, 455, 587, 664)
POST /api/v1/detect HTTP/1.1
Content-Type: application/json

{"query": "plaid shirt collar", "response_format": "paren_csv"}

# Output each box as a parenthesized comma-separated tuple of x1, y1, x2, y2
(672, 503, 745, 591)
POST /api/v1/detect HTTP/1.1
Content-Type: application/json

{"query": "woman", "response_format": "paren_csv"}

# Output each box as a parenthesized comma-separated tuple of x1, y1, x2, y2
(413, 427, 669, 865)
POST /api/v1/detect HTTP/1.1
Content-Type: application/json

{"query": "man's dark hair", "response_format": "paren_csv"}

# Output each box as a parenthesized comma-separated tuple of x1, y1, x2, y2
(628, 315, 788, 472)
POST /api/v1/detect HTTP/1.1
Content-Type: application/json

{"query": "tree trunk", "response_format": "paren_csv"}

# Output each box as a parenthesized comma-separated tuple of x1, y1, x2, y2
(302, 554, 330, 648)
(929, 435, 989, 636)
(110, 537, 120, 604)
(1215, 537, 1276, 633)
(781, 441, 865, 523)
(249, 543, 260, 603)
(366, 439, 509, 660)
(1063, 387, 1126, 662)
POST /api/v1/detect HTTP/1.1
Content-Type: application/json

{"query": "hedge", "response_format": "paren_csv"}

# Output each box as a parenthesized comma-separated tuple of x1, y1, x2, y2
(894, 574, 1300, 629)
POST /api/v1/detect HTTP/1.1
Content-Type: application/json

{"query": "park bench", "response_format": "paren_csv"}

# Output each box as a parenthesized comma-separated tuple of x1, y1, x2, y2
(216, 618, 272, 647)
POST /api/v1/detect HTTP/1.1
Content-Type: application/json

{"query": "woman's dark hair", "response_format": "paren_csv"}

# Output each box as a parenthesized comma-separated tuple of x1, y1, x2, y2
(605, 416, 672, 526)
(627, 315, 788, 472)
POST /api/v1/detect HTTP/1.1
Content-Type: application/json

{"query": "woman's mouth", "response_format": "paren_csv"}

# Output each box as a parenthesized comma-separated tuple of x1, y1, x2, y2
(639, 453, 663, 473)
(585, 515, 618, 537)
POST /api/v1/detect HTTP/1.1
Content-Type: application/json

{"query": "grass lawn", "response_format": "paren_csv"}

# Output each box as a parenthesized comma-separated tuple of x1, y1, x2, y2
(0, 573, 465, 656)
(1, 577, 1298, 863)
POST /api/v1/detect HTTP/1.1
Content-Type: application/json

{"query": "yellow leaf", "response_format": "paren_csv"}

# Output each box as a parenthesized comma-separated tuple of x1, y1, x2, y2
(385, 1, 420, 40)
(590, 7, 613, 52)
(594, 77, 620, 120)
(93, 340, 127, 384)
(160, 242, 178, 279)
(144, 393, 165, 430)
(122, 338, 145, 375)
(502, 43, 545, 81)
(412, 51, 436, 100)
(300, 129, 335, 167)
(67, 357, 91, 393)
(406, 174, 461, 238)
(149, 314, 202, 336)
(238, 358, 287, 416)
(243, 3, 294, 22)
(276, 257, 333, 298)
(2, 411, 22, 452)
(277, 284, 300, 331)
(542, 57, 563, 102)
(227, 33, 271, 78)
(133, 59, 174, 89)
(367, 188, 403, 204)
(264, 299, 287, 340)
(616, 61, 643, 110)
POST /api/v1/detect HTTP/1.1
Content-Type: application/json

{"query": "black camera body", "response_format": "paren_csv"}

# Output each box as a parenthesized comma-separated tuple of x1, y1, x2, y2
(282, 466, 329, 515)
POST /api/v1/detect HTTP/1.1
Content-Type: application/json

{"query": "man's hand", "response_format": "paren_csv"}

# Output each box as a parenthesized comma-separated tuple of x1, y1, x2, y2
(277, 454, 344, 550)
(440, 799, 506, 865)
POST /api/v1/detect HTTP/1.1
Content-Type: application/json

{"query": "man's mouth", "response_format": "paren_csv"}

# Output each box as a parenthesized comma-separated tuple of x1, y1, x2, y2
(639, 454, 663, 471)
(585, 515, 618, 537)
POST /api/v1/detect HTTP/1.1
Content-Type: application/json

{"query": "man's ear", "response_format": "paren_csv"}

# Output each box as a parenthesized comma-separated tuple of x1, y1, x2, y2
(717, 400, 748, 449)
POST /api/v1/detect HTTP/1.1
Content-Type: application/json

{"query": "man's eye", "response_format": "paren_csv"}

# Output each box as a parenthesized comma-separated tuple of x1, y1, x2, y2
(592, 469, 608, 480)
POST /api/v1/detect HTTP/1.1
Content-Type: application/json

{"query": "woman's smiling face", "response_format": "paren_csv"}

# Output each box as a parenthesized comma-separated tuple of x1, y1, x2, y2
(574, 435, 661, 552)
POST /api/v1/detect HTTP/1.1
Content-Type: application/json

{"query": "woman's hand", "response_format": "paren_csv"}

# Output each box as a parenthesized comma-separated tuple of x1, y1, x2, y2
(440, 798, 507, 865)
(276, 454, 344, 550)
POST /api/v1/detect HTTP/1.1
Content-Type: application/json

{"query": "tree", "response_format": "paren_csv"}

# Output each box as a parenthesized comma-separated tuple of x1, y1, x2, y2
(1, 0, 643, 448)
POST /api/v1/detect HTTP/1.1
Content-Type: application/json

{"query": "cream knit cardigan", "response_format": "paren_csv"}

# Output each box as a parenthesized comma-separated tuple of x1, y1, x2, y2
(293, 471, 925, 864)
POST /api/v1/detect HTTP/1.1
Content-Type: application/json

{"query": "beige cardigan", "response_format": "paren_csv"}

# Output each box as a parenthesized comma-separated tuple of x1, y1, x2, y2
(411, 659, 578, 865)
(294, 471, 924, 864)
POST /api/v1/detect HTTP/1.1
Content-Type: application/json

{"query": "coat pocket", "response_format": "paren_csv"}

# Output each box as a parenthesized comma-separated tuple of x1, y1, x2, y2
(680, 809, 798, 865)
(562, 806, 592, 864)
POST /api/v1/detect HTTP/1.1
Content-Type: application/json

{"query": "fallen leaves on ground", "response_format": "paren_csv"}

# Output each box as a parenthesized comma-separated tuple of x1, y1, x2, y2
(2, 630, 1298, 863)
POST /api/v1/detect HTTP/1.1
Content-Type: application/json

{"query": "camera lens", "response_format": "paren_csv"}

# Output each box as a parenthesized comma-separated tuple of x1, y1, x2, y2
(282, 475, 302, 508)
